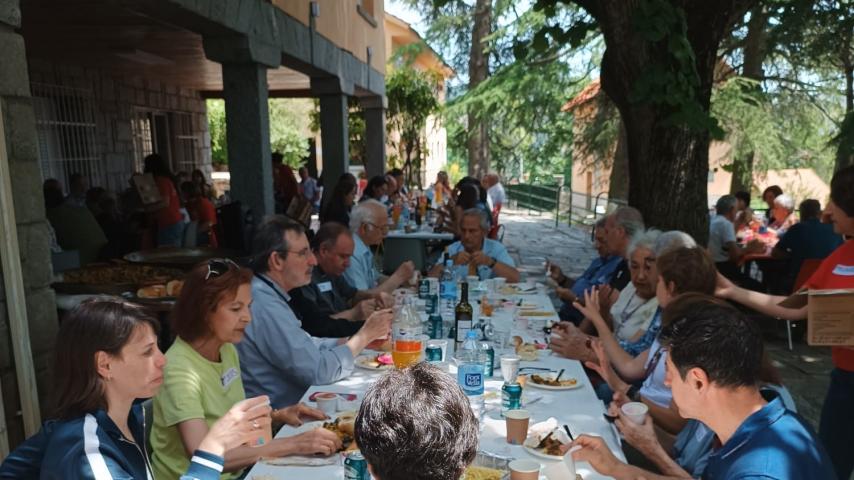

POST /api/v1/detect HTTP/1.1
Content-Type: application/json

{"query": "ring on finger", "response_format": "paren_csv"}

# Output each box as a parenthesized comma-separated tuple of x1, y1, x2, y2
(252, 420, 260, 430)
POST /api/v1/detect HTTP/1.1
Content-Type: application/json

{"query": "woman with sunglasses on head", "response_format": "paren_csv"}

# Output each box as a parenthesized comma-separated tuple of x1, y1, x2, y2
(150, 259, 341, 480)
(0, 299, 272, 479)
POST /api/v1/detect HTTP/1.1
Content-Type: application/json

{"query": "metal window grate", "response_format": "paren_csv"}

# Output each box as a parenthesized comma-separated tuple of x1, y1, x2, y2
(131, 108, 154, 174)
(173, 112, 199, 174)
(31, 82, 102, 192)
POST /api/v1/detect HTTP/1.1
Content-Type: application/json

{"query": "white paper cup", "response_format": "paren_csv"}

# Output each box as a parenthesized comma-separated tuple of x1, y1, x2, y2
(315, 393, 339, 415)
(621, 401, 649, 425)
(500, 354, 521, 383)
(493, 277, 507, 289)
(509, 459, 540, 480)
(544, 454, 577, 480)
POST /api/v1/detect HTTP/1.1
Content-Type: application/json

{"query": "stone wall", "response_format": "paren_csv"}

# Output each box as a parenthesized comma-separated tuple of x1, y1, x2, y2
(0, 0, 58, 448)
(26, 59, 211, 194)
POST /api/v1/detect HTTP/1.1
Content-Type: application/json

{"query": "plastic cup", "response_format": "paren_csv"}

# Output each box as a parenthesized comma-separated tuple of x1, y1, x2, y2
(500, 354, 520, 383)
(504, 409, 530, 445)
(315, 393, 339, 415)
(543, 452, 577, 480)
(509, 459, 540, 480)
(427, 339, 449, 362)
(621, 401, 649, 425)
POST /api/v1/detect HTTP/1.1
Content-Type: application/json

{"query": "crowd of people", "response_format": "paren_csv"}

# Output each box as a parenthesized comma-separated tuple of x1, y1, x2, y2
(2, 162, 852, 480)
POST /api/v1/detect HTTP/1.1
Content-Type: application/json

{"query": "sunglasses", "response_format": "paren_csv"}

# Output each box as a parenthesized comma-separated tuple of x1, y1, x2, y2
(205, 258, 240, 280)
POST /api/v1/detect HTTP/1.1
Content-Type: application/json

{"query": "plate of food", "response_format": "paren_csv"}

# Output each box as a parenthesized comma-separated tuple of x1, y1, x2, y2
(525, 373, 581, 391)
(523, 430, 570, 461)
(321, 411, 359, 452)
(355, 352, 395, 370)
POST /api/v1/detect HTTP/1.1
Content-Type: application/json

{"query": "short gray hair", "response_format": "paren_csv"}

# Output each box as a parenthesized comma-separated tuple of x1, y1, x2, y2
(250, 215, 305, 273)
(628, 229, 662, 258)
(715, 195, 737, 215)
(611, 206, 645, 237)
(461, 208, 489, 230)
(654, 230, 696, 257)
(774, 193, 795, 212)
(350, 199, 386, 232)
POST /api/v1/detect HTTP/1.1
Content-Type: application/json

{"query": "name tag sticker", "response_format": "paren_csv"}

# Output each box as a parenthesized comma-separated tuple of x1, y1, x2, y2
(221, 367, 239, 388)
(832, 265, 854, 276)
(318, 281, 333, 293)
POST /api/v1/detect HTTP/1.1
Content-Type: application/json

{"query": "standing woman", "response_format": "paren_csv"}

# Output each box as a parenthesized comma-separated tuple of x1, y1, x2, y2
(192, 169, 216, 202)
(717, 165, 854, 480)
(0, 298, 272, 479)
(151, 259, 342, 479)
(144, 153, 184, 247)
(320, 172, 358, 226)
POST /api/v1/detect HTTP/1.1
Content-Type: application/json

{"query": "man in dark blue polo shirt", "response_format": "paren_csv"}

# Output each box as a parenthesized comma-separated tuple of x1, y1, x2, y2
(561, 295, 835, 480)
(772, 199, 843, 292)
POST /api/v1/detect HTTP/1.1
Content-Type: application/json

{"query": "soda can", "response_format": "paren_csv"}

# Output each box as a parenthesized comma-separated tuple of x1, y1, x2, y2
(418, 278, 431, 299)
(426, 345, 443, 362)
(428, 314, 444, 339)
(344, 450, 371, 480)
(483, 344, 495, 377)
(425, 294, 438, 315)
(501, 382, 523, 415)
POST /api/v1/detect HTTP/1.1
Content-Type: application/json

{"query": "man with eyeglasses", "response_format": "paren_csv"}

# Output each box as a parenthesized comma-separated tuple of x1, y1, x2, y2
(237, 215, 394, 408)
(343, 199, 416, 291)
(290, 222, 394, 338)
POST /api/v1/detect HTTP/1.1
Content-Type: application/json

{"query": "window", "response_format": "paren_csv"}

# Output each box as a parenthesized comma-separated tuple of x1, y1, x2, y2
(357, 0, 377, 27)
(31, 82, 104, 193)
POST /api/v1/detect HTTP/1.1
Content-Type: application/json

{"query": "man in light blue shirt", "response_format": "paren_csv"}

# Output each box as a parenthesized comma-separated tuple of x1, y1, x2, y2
(236, 215, 393, 408)
(343, 199, 415, 291)
(429, 209, 520, 282)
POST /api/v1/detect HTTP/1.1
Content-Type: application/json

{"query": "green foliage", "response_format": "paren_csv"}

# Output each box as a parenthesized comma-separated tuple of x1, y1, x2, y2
(386, 64, 440, 186)
(308, 99, 366, 165)
(207, 99, 311, 168)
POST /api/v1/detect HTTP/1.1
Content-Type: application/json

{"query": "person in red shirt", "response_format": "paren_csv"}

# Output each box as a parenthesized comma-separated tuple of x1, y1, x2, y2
(181, 182, 218, 248)
(144, 154, 184, 247)
(717, 165, 854, 480)
(271, 152, 298, 212)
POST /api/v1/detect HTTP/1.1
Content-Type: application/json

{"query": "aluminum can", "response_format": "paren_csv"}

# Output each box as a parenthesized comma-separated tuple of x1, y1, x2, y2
(501, 382, 522, 415)
(483, 344, 495, 377)
(425, 345, 443, 362)
(344, 450, 371, 480)
(428, 314, 444, 339)
(418, 278, 431, 299)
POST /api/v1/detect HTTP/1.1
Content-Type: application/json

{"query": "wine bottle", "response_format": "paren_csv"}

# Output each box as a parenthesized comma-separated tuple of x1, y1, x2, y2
(454, 282, 473, 348)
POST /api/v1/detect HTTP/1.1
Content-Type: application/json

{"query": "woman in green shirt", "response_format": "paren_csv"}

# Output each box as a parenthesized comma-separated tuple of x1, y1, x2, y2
(151, 259, 342, 479)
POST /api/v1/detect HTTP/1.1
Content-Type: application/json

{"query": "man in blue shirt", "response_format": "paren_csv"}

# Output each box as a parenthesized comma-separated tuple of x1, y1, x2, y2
(772, 199, 843, 292)
(562, 294, 835, 480)
(343, 199, 415, 291)
(428, 209, 520, 282)
(236, 215, 393, 407)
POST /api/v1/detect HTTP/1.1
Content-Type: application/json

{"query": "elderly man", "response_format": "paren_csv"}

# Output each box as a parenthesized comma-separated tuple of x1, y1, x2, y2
(600, 206, 645, 294)
(355, 362, 479, 480)
(564, 295, 834, 480)
(481, 173, 506, 213)
(708, 195, 763, 287)
(290, 222, 394, 338)
(428, 209, 520, 282)
(343, 199, 416, 291)
(236, 215, 394, 408)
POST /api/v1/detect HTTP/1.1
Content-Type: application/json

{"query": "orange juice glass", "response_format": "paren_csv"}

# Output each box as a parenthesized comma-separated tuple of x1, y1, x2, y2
(392, 338, 423, 368)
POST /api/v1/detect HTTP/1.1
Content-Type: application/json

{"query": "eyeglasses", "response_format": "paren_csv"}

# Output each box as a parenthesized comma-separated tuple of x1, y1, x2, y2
(279, 247, 313, 259)
(205, 258, 240, 280)
(365, 222, 390, 233)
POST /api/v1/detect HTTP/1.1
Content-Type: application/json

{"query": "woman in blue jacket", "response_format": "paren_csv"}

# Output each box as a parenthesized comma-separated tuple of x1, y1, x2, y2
(0, 298, 273, 479)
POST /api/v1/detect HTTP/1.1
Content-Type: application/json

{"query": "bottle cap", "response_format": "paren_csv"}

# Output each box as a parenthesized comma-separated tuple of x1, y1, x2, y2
(466, 330, 478, 340)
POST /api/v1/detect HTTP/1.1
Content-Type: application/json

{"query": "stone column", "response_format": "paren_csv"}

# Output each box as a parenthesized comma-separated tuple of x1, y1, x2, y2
(0, 0, 58, 447)
(361, 96, 387, 179)
(204, 36, 279, 221)
(221, 62, 274, 219)
(312, 78, 352, 208)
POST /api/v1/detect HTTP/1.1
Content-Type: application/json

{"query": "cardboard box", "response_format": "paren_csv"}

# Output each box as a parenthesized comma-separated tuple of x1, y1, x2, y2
(781, 289, 854, 346)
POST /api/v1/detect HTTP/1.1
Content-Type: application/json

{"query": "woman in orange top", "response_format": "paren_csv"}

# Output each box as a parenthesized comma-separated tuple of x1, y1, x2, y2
(717, 165, 854, 480)
(144, 154, 184, 247)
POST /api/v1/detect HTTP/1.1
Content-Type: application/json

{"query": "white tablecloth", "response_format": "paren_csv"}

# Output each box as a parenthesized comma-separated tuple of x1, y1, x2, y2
(245, 292, 623, 480)
(385, 228, 454, 241)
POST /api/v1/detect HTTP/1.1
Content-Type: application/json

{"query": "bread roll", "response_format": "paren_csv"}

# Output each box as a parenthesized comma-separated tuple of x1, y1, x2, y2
(515, 343, 538, 361)
(137, 285, 166, 299)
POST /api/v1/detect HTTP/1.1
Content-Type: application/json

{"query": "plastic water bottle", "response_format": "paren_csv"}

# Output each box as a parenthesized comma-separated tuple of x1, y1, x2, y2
(440, 259, 457, 320)
(457, 330, 485, 423)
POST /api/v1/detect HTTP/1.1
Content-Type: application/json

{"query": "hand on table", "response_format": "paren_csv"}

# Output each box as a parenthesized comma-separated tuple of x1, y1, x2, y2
(286, 427, 342, 456)
(198, 396, 273, 457)
(561, 434, 622, 476)
(274, 402, 328, 427)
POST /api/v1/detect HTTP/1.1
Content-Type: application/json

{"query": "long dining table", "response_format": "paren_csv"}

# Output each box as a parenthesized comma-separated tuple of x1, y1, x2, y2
(245, 284, 624, 480)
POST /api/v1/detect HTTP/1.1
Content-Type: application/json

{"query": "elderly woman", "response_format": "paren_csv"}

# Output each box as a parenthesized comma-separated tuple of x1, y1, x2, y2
(550, 229, 663, 363)
(768, 193, 797, 234)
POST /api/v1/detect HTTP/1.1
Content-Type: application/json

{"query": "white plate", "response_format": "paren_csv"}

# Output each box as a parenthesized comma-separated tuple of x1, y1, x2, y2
(355, 354, 394, 371)
(525, 375, 582, 391)
(523, 436, 566, 461)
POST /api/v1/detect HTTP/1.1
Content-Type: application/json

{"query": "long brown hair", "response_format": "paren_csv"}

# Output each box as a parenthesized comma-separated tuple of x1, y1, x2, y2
(51, 298, 159, 420)
(170, 259, 253, 343)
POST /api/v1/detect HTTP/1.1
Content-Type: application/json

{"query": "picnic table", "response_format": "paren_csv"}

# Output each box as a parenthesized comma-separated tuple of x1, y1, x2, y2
(245, 286, 624, 480)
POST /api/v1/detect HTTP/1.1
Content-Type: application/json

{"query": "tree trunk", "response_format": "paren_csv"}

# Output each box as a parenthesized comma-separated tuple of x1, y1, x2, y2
(729, 4, 768, 194)
(608, 121, 629, 202)
(589, 0, 756, 245)
(467, 0, 492, 177)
